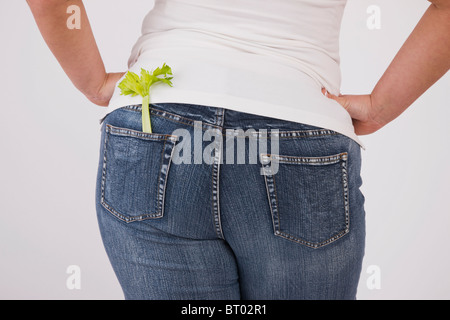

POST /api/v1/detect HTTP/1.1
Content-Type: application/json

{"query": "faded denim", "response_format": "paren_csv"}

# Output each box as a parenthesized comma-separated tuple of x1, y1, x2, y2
(95, 103, 366, 300)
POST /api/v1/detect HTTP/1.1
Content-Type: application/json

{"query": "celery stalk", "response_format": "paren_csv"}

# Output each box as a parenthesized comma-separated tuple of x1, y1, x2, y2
(142, 95, 151, 133)
(118, 63, 173, 134)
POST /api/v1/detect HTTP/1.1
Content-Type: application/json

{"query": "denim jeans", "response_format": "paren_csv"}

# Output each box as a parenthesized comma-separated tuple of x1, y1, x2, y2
(95, 103, 366, 300)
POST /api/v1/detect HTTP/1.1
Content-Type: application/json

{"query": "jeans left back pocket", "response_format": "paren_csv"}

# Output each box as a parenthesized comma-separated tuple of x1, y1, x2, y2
(260, 152, 350, 249)
(100, 124, 178, 223)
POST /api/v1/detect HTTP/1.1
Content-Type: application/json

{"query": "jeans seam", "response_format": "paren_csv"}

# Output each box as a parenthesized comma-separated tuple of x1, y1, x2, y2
(124, 104, 222, 130)
(278, 129, 338, 138)
(272, 172, 282, 237)
(212, 148, 224, 239)
(270, 153, 346, 165)
(105, 123, 178, 141)
(212, 108, 225, 240)
(156, 138, 167, 215)
(262, 169, 278, 238)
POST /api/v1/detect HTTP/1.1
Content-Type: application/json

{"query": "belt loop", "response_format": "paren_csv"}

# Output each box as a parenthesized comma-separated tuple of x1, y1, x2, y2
(215, 107, 225, 127)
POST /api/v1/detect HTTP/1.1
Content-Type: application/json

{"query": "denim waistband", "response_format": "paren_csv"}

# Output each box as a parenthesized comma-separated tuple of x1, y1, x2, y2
(127, 102, 334, 133)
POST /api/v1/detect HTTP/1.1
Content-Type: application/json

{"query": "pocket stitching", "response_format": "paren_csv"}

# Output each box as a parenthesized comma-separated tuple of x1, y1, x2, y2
(105, 123, 178, 141)
(262, 152, 349, 249)
(100, 125, 177, 223)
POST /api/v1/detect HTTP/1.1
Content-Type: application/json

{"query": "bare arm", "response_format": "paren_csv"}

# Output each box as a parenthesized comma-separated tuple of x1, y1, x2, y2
(27, 0, 124, 106)
(324, 0, 450, 135)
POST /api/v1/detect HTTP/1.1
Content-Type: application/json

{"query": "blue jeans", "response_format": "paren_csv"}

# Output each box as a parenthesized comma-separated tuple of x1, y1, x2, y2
(95, 103, 366, 300)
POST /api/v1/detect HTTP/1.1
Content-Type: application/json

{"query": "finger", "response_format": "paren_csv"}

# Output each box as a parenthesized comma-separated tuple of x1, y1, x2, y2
(322, 89, 351, 112)
(322, 88, 338, 100)
(321, 87, 340, 99)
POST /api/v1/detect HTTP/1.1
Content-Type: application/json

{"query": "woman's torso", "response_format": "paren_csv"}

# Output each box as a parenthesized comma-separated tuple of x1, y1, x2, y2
(106, 0, 363, 146)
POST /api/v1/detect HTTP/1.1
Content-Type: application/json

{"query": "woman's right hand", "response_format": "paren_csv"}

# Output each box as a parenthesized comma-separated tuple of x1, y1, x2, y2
(86, 72, 126, 107)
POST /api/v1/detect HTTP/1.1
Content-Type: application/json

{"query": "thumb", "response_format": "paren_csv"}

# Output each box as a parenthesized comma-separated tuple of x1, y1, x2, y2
(321, 88, 349, 110)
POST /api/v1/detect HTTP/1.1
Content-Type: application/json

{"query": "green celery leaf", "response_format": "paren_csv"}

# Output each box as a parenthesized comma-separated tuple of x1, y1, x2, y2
(118, 63, 173, 133)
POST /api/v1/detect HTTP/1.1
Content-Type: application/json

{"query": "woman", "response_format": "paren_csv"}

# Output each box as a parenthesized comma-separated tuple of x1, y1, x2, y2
(27, 0, 449, 300)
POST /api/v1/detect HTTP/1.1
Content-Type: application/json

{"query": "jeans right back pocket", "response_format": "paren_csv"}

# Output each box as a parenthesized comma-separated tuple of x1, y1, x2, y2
(260, 152, 349, 249)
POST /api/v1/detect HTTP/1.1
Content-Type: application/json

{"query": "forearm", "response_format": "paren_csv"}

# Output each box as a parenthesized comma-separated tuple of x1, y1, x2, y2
(27, 0, 106, 100)
(370, 3, 450, 127)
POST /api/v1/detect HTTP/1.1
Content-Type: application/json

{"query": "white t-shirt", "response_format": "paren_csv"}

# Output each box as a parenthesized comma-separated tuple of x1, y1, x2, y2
(105, 0, 363, 147)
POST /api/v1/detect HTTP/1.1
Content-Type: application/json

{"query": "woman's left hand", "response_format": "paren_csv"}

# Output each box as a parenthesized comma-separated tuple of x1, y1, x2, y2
(322, 88, 385, 136)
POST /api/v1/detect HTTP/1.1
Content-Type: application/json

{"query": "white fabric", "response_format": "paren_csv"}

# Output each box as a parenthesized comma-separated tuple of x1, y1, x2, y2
(104, 0, 364, 147)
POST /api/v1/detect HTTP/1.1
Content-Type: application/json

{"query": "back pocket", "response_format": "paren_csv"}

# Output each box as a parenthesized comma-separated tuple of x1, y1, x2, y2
(100, 124, 178, 223)
(260, 152, 349, 249)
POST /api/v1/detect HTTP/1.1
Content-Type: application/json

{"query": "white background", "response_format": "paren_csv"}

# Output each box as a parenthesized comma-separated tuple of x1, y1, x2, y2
(0, 0, 449, 300)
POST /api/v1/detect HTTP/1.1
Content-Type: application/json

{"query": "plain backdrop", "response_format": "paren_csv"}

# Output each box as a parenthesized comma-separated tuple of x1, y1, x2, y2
(0, 0, 449, 300)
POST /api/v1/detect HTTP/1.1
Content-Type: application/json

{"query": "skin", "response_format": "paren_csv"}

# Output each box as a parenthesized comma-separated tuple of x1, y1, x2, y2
(323, 0, 450, 135)
(27, 0, 450, 134)
(26, 0, 124, 107)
